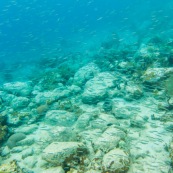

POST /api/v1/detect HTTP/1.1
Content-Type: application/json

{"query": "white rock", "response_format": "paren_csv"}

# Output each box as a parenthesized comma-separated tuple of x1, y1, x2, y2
(112, 106, 132, 119)
(34, 91, 57, 104)
(102, 148, 130, 172)
(17, 135, 35, 147)
(34, 86, 70, 104)
(45, 110, 77, 126)
(11, 96, 29, 109)
(89, 113, 117, 130)
(93, 127, 126, 151)
(3, 81, 32, 96)
(125, 84, 143, 100)
(67, 85, 81, 94)
(85, 170, 101, 173)
(73, 63, 100, 86)
(7, 115, 21, 125)
(138, 44, 159, 58)
(15, 124, 38, 135)
(130, 116, 146, 128)
(74, 112, 94, 130)
(53, 88, 70, 99)
(42, 167, 65, 173)
(1, 146, 10, 156)
(23, 156, 37, 168)
(0, 92, 15, 104)
(50, 126, 76, 142)
(118, 61, 134, 72)
(169, 97, 173, 105)
(21, 148, 34, 159)
(82, 72, 115, 104)
(79, 129, 102, 142)
(35, 130, 52, 144)
(142, 67, 173, 83)
(42, 142, 85, 165)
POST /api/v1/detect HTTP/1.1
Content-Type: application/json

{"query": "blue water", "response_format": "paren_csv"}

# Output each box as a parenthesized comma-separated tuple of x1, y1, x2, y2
(0, 0, 173, 83)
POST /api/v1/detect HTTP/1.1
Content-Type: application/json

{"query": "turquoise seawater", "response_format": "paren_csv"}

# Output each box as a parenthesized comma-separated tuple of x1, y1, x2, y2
(0, 0, 173, 173)
(0, 0, 172, 83)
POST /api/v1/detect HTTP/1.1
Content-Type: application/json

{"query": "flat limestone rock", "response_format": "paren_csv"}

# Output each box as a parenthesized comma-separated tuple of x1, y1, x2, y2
(42, 142, 85, 165)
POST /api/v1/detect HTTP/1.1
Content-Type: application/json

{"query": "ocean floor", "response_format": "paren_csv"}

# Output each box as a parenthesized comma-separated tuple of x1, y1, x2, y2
(0, 36, 173, 173)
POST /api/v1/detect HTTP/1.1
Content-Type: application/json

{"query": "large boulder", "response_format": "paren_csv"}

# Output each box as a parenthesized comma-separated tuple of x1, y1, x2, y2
(82, 72, 115, 104)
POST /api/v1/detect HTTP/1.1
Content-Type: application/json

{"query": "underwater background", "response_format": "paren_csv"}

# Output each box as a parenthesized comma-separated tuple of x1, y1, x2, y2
(0, 0, 173, 83)
(0, 0, 173, 173)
